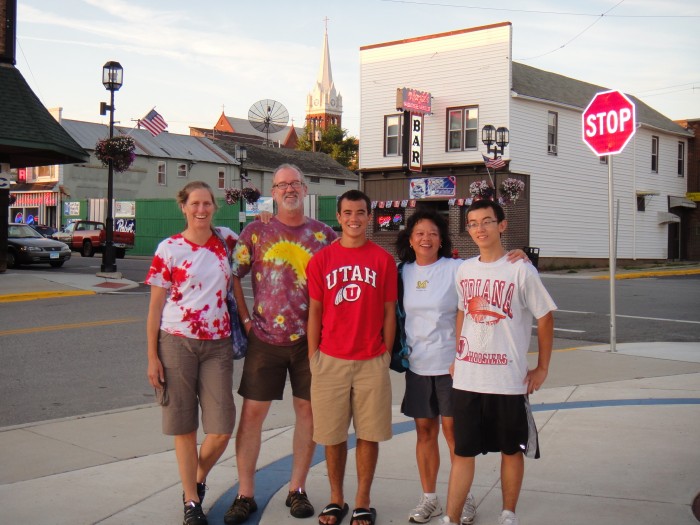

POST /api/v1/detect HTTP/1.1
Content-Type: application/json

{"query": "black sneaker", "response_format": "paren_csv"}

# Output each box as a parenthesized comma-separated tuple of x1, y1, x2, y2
(286, 488, 315, 518)
(224, 495, 258, 525)
(183, 500, 208, 525)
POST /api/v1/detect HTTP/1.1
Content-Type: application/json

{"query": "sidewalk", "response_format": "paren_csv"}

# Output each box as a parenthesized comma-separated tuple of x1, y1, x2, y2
(0, 267, 699, 524)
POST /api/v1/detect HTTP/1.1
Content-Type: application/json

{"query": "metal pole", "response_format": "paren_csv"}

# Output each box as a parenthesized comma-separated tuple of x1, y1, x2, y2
(608, 155, 616, 352)
(239, 165, 245, 233)
(101, 88, 117, 273)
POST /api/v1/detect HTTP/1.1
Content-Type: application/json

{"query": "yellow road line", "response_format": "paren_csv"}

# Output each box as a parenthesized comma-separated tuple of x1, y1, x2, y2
(0, 290, 95, 303)
(0, 318, 141, 336)
(592, 269, 700, 280)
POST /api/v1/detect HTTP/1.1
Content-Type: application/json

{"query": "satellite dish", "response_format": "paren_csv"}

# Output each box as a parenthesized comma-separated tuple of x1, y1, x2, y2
(248, 99, 289, 146)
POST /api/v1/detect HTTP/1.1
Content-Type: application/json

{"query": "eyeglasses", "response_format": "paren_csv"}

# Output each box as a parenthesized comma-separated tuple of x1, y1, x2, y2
(272, 181, 304, 191)
(466, 218, 499, 231)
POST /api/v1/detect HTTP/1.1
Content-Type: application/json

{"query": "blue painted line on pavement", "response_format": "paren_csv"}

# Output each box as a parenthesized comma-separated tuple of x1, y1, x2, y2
(207, 397, 700, 524)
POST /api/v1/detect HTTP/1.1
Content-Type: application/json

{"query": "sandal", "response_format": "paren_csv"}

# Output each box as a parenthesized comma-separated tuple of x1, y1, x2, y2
(319, 503, 350, 525)
(350, 507, 377, 525)
(286, 489, 315, 518)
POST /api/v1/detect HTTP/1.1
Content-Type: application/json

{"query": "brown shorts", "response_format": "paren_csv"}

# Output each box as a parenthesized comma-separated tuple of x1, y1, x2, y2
(238, 330, 311, 401)
(310, 350, 392, 446)
(158, 331, 236, 436)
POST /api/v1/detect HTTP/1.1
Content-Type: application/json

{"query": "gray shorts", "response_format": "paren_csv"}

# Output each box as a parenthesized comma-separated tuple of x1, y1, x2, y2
(401, 370, 454, 419)
(158, 331, 235, 436)
(238, 329, 311, 401)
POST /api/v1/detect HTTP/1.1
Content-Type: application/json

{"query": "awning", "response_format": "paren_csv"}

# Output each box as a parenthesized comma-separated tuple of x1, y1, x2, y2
(657, 211, 680, 225)
(635, 190, 660, 196)
(669, 196, 697, 209)
(0, 64, 89, 168)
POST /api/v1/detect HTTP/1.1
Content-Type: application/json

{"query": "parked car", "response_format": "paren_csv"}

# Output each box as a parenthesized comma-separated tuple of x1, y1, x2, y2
(30, 224, 58, 238)
(52, 220, 135, 258)
(6, 223, 72, 268)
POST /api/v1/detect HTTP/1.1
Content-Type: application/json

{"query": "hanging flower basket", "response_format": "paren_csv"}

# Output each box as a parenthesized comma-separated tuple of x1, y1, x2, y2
(225, 188, 242, 205)
(499, 178, 525, 205)
(94, 136, 135, 173)
(469, 180, 494, 201)
(241, 187, 261, 204)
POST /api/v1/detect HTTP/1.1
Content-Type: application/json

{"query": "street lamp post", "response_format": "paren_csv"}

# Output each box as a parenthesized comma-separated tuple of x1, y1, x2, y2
(481, 124, 509, 160)
(234, 144, 247, 233)
(99, 61, 123, 273)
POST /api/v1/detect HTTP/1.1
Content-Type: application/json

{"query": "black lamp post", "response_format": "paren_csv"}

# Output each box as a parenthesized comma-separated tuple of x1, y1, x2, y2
(234, 144, 247, 233)
(481, 124, 509, 159)
(99, 60, 123, 273)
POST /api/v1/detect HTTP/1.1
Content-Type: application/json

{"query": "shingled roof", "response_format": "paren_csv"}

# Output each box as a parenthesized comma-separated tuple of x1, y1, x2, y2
(216, 141, 357, 182)
(0, 65, 88, 168)
(512, 62, 691, 137)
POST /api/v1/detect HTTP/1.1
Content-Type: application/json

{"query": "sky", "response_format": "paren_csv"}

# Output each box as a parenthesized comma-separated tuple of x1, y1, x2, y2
(14, 0, 700, 139)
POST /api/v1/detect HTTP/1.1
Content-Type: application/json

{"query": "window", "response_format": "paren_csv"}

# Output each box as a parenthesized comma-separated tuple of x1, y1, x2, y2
(446, 106, 478, 151)
(374, 208, 405, 232)
(600, 155, 608, 165)
(308, 176, 320, 184)
(157, 161, 166, 185)
(385, 114, 403, 156)
(177, 163, 188, 178)
(678, 141, 685, 177)
(651, 136, 659, 172)
(335, 179, 345, 185)
(218, 168, 225, 189)
(547, 111, 558, 154)
(637, 195, 646, 212)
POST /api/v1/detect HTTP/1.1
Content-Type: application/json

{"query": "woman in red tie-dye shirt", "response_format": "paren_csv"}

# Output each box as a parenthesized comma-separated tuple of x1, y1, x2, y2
(146, 180, 238, 525)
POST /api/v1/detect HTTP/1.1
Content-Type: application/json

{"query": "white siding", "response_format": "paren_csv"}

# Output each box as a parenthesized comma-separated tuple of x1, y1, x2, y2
(511, 97, 689, 260)
(360, 24, 512, 169)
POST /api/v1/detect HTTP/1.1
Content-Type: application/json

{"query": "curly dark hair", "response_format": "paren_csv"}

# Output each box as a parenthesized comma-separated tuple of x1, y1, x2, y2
(396, 208, 453, 263)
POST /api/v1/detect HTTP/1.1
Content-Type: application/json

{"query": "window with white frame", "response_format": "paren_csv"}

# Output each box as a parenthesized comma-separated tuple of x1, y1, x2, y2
(678, 141, 685, 177)
(335, 179, 345, 185)
(157, 161, 167, 185)
(651, 136, 659, 173)
(600, 155, 608, 165)
(547, 111, 558, 154)
(385, 114, 403, 156)
(218, 168, 225, 189)
(177, 163, 188, 178)
(308, 176, 320, 184)
(446, 106, 479, 151)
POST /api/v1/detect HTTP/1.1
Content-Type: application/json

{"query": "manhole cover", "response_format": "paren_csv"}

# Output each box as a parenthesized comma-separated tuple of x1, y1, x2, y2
(693, 491, 700, 522)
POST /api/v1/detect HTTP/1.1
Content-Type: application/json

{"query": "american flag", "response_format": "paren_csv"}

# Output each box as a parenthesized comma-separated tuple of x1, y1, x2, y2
(139, 109, 168, 136)
(482, 153, 506, 170)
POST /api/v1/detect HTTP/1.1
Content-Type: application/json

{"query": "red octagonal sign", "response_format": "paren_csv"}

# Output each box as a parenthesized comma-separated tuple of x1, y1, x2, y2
(582, 90, 636, 156)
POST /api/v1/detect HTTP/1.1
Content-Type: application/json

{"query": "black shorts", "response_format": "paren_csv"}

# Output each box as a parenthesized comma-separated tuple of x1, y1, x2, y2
(401, 370, 454, 419)
(237, 330, 311, 401)
(452, 389, 540, 459)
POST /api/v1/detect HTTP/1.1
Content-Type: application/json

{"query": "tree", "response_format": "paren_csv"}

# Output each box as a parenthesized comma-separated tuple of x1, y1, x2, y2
(297, 124, 358, 170)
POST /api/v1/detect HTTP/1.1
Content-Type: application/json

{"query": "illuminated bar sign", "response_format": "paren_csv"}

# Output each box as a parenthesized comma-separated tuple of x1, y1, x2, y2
(396, 87, 432, 115)
(409, 114, 423, 172)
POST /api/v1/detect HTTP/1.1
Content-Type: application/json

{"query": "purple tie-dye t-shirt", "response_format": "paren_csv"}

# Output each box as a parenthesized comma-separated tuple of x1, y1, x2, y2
(232, 217, 336, 346)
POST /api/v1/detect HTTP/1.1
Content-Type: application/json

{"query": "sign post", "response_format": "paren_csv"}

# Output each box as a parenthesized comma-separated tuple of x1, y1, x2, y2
(582, 90, 637, 353)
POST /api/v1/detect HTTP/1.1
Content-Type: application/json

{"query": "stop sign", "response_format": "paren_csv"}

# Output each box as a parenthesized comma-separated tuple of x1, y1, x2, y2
(582, 90, 636, 156)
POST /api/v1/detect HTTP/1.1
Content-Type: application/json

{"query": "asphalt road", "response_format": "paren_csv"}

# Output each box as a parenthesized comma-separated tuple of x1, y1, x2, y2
(1, 256, 699, 427)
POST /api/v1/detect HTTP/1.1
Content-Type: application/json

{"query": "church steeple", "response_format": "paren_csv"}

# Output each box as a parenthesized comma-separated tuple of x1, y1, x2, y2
(306, 23, 342, 131)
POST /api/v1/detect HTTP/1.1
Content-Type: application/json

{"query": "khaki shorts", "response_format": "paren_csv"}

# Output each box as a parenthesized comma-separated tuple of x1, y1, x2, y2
(310, 350, 392, 446)
(238, 330, 311, 401)
(158, 331, 235, 436)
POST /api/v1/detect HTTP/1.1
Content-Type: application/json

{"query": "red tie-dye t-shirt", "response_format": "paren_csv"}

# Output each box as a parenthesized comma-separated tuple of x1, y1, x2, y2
(145, 227, 238, 340)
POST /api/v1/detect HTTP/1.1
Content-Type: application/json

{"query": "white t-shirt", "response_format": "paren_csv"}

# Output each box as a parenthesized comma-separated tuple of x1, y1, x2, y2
(145, 226, 237, 340)
(403, 257, 463, 375)
(453, 255, 557, 394)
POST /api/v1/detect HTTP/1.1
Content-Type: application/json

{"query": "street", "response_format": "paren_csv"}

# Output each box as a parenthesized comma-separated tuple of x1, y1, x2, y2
(1, 256, 699, 427)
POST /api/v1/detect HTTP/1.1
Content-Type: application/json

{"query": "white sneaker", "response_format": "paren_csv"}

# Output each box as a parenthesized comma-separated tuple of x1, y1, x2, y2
(460, 493, 476, 525)
(408, 495, 443, 523)
(498, 510, 519, 525)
